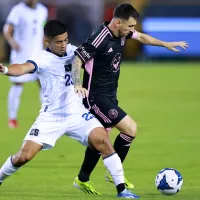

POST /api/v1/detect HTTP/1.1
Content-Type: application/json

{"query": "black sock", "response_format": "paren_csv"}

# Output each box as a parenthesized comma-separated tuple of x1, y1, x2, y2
(114, 133, 135, 163)
(78, 146, 101, 182)
(117, 183, 126, 194)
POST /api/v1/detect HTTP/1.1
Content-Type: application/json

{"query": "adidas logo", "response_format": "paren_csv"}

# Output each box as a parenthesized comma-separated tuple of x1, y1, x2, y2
(108, 47, 113, 53)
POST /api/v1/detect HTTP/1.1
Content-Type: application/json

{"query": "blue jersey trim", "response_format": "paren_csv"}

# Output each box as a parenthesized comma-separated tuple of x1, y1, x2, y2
(26, 60, 38, 73)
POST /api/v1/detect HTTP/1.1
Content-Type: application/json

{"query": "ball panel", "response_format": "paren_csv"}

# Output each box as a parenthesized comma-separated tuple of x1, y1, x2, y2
(157, 174, 174, 190)
(174, 169, 183, 185)
(155, 168, 183, 195)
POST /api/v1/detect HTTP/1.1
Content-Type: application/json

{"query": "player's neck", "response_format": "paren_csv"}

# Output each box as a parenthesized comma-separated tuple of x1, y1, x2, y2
(47, 47, 66, 57)
(25, 2, 36, 9)
(108, 21, 119, 37)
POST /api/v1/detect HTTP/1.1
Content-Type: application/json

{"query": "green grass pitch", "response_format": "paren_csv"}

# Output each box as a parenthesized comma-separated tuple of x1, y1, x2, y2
(0, 62, 200, 200)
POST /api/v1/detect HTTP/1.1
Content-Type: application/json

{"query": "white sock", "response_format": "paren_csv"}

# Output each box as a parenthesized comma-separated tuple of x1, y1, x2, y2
(8, 85, 23, 119)
(103, 153, 124, 186)
(0, 156, 20, 183)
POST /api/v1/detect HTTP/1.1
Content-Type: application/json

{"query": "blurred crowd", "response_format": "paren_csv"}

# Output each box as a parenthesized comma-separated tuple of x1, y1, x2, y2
(0, 0, 200, 61)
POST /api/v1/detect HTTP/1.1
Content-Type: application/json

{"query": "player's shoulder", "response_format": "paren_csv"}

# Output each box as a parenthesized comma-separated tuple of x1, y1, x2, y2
(10, 2, 24, 12)
(67, 43, 77, 52)
(88, 22, 112, 49)
(37, 2, 48, 12)
(90, 23, 113, 41)
(32, 49, 49, 60)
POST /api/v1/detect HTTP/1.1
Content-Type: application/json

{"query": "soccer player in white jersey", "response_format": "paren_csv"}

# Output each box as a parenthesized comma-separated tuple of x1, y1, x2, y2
(0, 20, 140, 199)
(3, 0, 48, 128)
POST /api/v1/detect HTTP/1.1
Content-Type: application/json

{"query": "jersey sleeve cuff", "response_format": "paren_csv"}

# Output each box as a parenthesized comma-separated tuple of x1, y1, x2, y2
(26, 60, 38, 73)
(6, 21, 17, 26)
(74, 50, 86, 63)
(131, 30, 138, 39)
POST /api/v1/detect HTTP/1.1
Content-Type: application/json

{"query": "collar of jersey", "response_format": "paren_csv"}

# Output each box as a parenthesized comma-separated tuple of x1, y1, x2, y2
(104, 21, 120, 39)
(23, 2, 38, 10)
(46, 47, 67, 57)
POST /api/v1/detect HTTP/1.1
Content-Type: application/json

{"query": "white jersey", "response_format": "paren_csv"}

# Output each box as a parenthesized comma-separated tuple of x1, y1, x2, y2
(24, 43, 103, 149)
(6, 2, 48, 64)
(28, 44, 83, 115)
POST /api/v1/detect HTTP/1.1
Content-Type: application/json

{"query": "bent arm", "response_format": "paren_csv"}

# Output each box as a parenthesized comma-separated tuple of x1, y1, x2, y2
(3, 24, 20, 50)
(3, 24, 14, 45)
(71, 55, 83, 86)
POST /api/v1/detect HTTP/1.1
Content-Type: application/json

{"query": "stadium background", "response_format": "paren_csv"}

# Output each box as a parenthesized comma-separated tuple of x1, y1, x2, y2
(0, 0, 200, 199)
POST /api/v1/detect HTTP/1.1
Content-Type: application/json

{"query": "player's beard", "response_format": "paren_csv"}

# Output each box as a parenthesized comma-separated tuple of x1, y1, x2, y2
(118, 31, 124, 37)
(25, 0, 37, 8)
(119, 30, 128, 38)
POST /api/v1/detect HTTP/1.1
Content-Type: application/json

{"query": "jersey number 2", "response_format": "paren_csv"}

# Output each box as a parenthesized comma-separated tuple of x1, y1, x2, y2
(82, 112, 95, 121)
(65, 73, 73, 86)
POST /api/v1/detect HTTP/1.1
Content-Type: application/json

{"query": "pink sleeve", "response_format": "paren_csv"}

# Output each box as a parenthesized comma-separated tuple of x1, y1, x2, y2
(131, 30, 138, 39)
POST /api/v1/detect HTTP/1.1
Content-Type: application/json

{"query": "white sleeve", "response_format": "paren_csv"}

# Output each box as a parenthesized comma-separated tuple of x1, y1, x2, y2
(71, 45, 77, 52)
(6, 6, 20, 26)
(26, 52, 44, 73)
(68, 44, 77, 52)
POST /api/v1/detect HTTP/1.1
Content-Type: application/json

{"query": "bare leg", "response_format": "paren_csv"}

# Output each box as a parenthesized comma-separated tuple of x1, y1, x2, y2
(8, 82, 23, 128)
(0, 140, 42, 183)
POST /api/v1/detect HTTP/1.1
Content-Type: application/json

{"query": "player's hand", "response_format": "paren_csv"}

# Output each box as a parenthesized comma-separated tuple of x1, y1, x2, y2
(0, 63, 7, 74)
(164, 41, 188, 52)
(74, 85, 89, 98)
(10, 39, 20, 52)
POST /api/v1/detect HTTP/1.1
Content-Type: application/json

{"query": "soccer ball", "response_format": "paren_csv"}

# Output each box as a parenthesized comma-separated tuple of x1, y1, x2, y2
(155, 168, 183, 195)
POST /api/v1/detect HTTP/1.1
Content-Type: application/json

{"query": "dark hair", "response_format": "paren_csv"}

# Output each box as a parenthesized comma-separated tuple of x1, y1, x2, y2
(113, 3, 139, 20)
(44, 20, 67, 37)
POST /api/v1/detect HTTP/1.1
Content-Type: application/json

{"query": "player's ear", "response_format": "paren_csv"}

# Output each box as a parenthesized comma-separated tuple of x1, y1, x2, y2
(44, 37, 49, 45)
(115, 19, 122, 28)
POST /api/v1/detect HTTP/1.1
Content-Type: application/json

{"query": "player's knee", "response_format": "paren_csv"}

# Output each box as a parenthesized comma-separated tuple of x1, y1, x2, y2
(14, 83, 23, 86)
(98, 136, 114, 155)
(89, 127, 114, 155)
(103, 136, 113, 150)
(13, 149, 34, 166)
(127, 121, 137, 137)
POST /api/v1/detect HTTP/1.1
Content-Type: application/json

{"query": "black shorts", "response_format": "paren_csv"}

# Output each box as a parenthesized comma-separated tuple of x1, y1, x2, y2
(83, 95, 127, 128)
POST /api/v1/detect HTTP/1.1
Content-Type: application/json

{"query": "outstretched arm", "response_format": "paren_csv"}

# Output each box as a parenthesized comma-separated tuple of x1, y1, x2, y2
(71, 56, 88, 98)
(134, 31, 188, 52)
(0, 62, 35, 76)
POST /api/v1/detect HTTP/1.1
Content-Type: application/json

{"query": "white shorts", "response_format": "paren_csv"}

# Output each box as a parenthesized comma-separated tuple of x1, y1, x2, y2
(24, 108, 103, 150)
(9, 73, 38, 83)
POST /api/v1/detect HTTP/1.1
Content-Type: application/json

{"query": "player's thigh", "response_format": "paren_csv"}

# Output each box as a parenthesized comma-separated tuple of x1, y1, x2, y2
(24, 114, 65, 150)
(9, 73, 38, 83)
(115, 115, 137, 137)
(65, 108, 104, 146)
